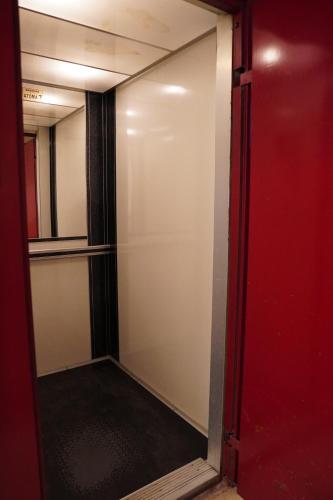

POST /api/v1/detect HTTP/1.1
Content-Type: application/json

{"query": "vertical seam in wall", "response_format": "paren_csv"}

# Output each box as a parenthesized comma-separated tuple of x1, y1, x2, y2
(86, 92, 96, 358)
(103, 95, 108, 354)
(102, 96, 106, 245)
(35, 130, 42, 237)
(49, 125, 58, 237)
(113, 91, 119, 359)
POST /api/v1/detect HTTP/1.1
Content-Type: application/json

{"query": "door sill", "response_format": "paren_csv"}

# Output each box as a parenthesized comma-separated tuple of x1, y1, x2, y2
(121, 458, 218, 500)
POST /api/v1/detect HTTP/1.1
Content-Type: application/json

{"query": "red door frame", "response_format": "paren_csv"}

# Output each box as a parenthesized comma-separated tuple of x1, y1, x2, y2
(0, 1, 43, 499)
(0, 0, 248, 498)
(203, 0, 252, 485)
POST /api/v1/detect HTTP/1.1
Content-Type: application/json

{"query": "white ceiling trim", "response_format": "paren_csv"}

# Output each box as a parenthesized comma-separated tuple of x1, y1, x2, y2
(21, 53, 129, 92)
(23, 101, 76, 119)
(23, 114, 59, 127)
(19, 9, 170, 76)
(18, 0, 217, 51)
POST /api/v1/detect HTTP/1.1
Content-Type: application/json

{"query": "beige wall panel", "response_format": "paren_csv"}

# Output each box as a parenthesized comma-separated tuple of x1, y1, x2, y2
(116, 33, 217, 432)
(29, 238, 88, 252)
(55, 108, 87, 237)
(30, 257, 92, 375)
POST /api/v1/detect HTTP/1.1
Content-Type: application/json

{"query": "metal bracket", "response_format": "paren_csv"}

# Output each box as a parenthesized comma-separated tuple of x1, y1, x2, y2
(233, 68, 253, 88)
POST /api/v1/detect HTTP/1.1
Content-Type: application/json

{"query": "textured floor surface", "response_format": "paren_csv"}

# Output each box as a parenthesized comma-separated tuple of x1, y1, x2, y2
(38, 360, 207, 500)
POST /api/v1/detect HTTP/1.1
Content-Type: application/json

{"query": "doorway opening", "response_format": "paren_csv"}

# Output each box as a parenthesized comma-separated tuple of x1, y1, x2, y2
(19, 1, 233, 498)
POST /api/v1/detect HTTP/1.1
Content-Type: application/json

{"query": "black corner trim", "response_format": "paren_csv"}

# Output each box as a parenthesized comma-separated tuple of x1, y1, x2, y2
(86, 90, 119, 360)
(49, 125, 58, 237)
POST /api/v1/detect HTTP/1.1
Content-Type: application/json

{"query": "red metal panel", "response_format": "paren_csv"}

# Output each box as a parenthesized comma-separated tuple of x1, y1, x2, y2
(223, 6, 251, 483)
(238, 0, 333, 498)
(0, 1, 43, 499)
(24, 139, 39, 238)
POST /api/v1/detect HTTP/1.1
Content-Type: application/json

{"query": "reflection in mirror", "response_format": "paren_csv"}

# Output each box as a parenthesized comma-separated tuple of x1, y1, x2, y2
(22, 83, 87, 239)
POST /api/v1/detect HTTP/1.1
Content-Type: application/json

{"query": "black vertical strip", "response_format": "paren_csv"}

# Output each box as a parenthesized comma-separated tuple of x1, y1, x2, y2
(49, 125, 58, 237)
(86, 90, 119, 359)
(103, 90, 119, 359)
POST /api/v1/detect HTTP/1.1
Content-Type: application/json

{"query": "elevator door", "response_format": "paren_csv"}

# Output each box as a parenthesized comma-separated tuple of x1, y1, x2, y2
(238, 0, 333, 499)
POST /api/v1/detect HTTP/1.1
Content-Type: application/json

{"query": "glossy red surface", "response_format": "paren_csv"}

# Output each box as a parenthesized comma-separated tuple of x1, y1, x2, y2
(0, 1, 43, 499)
(238, 0, 333, 498)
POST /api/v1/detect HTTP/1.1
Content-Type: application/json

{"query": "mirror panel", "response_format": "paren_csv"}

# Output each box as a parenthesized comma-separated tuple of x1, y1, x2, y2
(22, 83, 87, 239)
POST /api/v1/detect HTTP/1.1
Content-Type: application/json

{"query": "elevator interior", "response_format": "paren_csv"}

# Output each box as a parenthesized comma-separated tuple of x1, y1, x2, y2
(19, 1, 232, 498)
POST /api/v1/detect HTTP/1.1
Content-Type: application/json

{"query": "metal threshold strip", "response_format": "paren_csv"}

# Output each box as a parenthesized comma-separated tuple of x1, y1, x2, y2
(121, 458, 218, 500)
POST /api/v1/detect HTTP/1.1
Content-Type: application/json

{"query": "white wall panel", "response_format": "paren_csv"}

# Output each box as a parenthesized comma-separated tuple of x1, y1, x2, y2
(116, 33, 217, 432)
(56, 108, 87, 237)
(19, 0, 217, 50)
(30, 257, 92, 375)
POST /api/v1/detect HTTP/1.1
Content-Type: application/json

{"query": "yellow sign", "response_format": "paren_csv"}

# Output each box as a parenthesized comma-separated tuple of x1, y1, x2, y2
(22, 86, 44, 102)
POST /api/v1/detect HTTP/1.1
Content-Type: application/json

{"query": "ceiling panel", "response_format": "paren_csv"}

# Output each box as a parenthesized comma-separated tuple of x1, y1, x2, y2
(22, 82, 85, 107)
(23, 114, 59, 127)
(18, 0, 217, 51)
(23, 101, 76, 119)
(21, 53, 128, 92)
(20, 10, 169, 76)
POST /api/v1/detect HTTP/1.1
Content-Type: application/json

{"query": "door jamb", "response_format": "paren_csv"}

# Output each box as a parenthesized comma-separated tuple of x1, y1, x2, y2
(2, 0, 250, 497)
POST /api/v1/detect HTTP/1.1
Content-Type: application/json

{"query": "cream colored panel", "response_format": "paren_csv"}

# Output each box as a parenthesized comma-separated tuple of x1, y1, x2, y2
(19, 0, 217, 50)
(55, 109, 87, 237)
(29, 238, 88, 252)
(23, 101, 75, 119)
(116, 33, 217, 432)
(30, 257, 92, 375)
(22, 82, 85, 107)
(21, 53, 128, 92)
(20, 10, 169, 75)
(23, 114, 58, 127)
(36, 126, 51, 238)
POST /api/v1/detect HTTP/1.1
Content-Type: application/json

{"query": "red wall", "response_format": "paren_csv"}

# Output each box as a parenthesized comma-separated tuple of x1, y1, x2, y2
(0, 1, 43, 499)
(238, 0, 333, 498)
